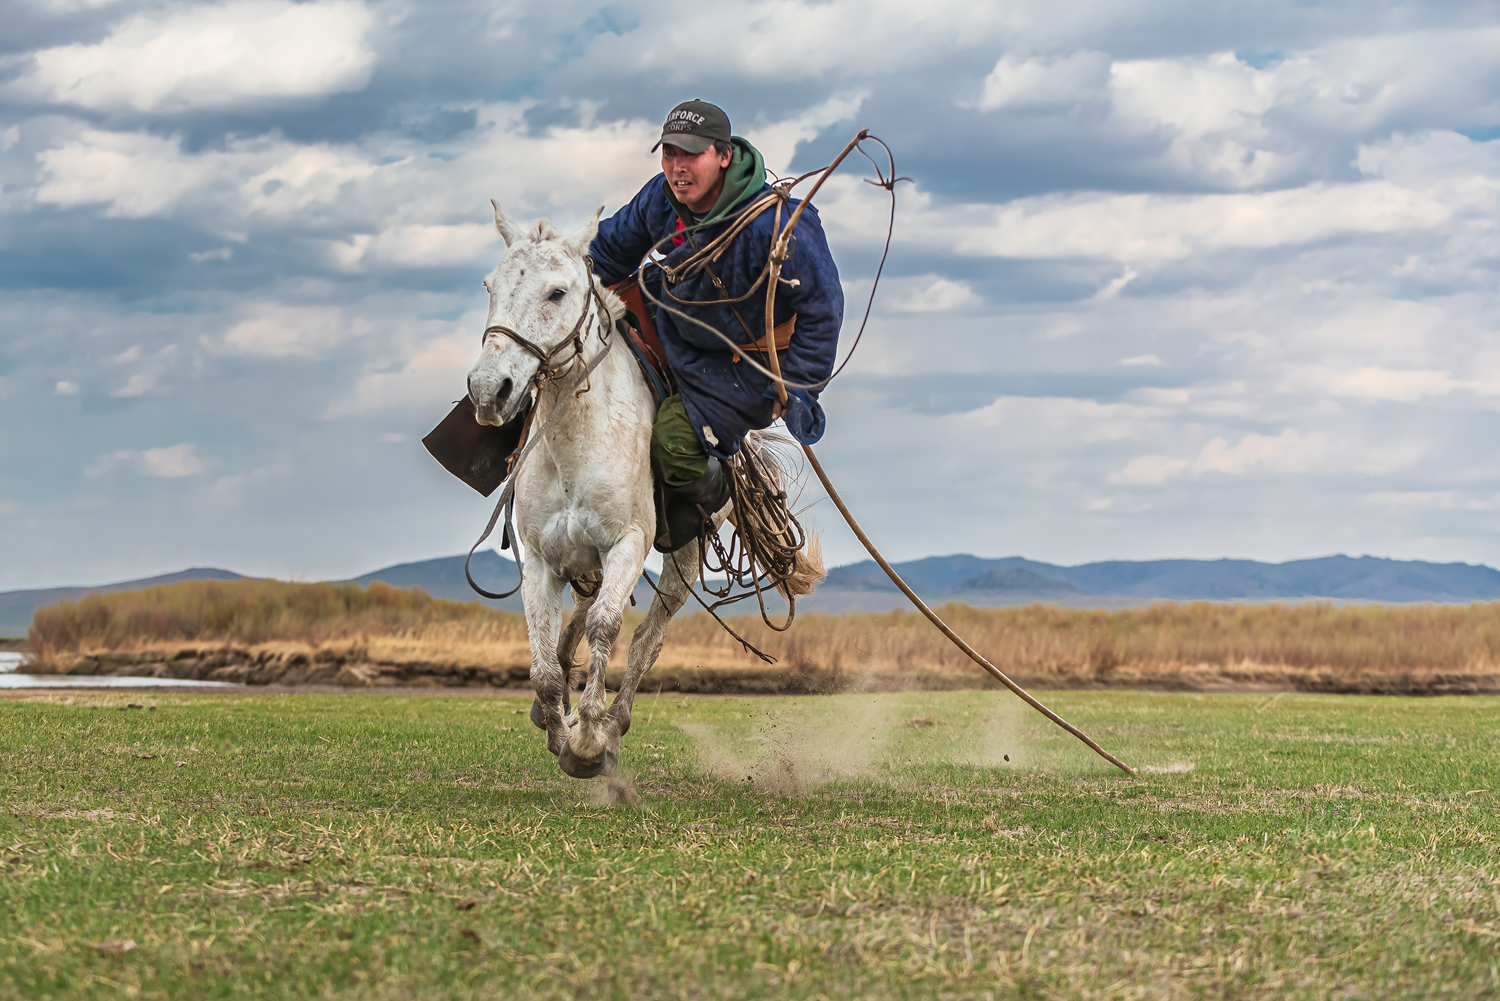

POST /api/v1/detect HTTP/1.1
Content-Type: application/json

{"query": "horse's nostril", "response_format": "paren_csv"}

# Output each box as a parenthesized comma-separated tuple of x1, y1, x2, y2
(494, 378, 513, 412)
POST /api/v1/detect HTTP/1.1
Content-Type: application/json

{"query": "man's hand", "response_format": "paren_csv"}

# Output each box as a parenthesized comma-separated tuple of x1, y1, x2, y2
(771, 398, 787, 422)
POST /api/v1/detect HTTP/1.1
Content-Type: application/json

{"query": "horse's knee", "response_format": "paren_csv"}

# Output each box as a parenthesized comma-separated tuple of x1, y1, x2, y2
(530, 665, 566, 706)
(584, 605, 623, 655)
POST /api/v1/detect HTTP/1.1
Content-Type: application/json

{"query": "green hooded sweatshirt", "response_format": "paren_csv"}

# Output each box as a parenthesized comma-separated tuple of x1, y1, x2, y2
(661, 136, 767, 227)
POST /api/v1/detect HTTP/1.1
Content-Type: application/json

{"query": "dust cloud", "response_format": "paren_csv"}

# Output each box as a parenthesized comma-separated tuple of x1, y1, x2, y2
(681, 692, 1031, 796)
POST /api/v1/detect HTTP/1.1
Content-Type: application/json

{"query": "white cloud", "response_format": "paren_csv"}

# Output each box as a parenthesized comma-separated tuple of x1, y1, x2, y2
(1119, 354, 1162, 367)
(1110, 52, 1276, 142)
(1331, 367, 1457, 402)
(976, 50, 1110, 111)
(592, 0, 1020, 82)
(1111, 454, 1190, 486)
(30, 102, 660, 238)
(114, 372, 159, 397)
(324, 223, 498, 272)
(743, 91, 867, 177)
(85, 443, 204, 479)
(948, 181, 1453, 262)
(1194, 430, 1307, 475)
(1110, 429, 1324, 484)
(15, 0, 128, 9)
(328, 334, 477, 418)
(888, 276, 980, 313)
(1092, 268, 1138, 300)
(958, 395, 1159, 444)
(55, 380, 79, 395)
(217, 305, 355, 359)
(36, 130, 227, 218)
(140, 444, 205, 478)
(111, 344, 176, 397)
(1091, 30, 1500, 188)
(11, 0, 376, 113)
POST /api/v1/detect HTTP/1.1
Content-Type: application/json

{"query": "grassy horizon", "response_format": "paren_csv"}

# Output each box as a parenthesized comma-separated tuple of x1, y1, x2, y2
(1, 689, 1496, 998)
(23, 578, 1500, 693)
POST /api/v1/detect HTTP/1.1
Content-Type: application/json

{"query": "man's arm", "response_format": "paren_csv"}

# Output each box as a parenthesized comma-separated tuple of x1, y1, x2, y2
(589, 177, 667, 286)
(773, 206, 844, 398)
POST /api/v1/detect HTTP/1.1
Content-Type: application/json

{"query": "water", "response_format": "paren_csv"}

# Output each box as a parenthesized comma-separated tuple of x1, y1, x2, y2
(0, 651, 241, 689)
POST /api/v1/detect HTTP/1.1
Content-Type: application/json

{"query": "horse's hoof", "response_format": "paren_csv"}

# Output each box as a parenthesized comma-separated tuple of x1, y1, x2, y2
(557, 744, 617, 779)
(529, 699, 546, 731)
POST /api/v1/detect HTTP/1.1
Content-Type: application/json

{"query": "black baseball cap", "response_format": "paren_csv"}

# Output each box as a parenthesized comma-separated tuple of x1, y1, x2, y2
(652, 99, 731, 155)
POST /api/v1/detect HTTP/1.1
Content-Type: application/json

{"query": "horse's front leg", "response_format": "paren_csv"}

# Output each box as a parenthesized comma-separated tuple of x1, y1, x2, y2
(527, 575, 598, 731)
(522, 566, 571, 756)
(558, 529, 647, 778)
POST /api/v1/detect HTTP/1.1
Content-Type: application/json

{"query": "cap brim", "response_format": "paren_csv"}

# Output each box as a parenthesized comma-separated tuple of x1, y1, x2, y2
(651, 133, 714, 155)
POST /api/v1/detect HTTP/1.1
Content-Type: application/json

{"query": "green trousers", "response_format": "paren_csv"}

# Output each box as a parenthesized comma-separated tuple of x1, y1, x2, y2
(650, 395, 710, 488)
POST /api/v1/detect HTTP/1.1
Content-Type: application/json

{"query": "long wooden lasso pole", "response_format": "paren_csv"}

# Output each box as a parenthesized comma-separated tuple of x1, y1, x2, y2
(759, 135, 1136, 776)
(798, 446, 1136, 775)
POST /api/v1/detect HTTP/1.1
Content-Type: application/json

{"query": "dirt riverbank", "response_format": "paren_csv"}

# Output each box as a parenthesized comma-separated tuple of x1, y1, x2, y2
(22, 642, 1500, 696)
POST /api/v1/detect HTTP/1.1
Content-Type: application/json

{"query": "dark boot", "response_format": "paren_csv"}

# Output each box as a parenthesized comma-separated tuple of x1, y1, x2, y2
(655, 458, 730, 553)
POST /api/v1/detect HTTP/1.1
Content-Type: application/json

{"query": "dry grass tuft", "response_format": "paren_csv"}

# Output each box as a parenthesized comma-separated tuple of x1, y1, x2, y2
(27, 579, 526, 669)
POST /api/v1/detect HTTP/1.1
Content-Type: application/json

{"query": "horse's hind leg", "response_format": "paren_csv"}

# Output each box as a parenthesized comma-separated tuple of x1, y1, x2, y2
(558, 531, 647, 779)
(605, 538, 703, 740)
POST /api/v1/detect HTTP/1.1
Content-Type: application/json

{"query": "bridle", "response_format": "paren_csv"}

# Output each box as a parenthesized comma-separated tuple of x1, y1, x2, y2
(481, 254, 613, 390)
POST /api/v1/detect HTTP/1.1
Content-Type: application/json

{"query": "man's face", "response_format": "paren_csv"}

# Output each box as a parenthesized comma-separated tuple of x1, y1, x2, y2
(661, 143, 733, 212)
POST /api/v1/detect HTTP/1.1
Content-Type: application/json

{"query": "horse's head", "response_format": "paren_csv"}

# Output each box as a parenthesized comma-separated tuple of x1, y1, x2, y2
(467, 201, 603, 426)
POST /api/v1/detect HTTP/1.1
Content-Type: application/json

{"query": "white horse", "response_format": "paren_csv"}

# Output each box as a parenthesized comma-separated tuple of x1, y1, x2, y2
(466, 202, 818, 779)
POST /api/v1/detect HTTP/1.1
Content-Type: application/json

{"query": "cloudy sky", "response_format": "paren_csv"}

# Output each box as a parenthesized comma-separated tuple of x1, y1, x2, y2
(4, 0, 1500, 589)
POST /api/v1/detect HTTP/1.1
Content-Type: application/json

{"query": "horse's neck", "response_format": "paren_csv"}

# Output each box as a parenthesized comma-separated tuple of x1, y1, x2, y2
(530, 297, 641, 458)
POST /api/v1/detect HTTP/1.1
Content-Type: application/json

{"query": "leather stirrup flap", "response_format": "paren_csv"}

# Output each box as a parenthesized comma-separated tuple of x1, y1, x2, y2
(422, 397, 531, 497)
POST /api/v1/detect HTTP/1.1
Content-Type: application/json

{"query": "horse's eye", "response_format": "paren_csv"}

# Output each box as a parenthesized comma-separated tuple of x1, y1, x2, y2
(548, 288, 566, 302)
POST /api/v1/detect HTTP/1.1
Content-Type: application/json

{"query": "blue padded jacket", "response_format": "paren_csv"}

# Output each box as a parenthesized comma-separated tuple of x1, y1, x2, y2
(589, 174, 844, 459)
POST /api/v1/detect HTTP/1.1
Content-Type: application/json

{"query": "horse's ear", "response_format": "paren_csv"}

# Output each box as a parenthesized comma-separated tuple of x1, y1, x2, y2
(492, 200, 525, 247)
(563, 206, 603, 258)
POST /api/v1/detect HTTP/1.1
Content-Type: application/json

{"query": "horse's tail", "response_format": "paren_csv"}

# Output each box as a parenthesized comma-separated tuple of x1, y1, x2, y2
(780, 531, 825, 600)
(736, 430, 826, 600)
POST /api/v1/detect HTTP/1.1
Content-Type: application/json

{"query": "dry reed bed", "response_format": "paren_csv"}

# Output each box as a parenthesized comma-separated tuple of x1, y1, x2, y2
(24, 579, 1500, 693)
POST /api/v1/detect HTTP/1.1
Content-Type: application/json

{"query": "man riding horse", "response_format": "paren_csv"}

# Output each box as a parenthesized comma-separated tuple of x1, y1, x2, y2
(424, 100, 840, 778)
(588, 99, 844, 550)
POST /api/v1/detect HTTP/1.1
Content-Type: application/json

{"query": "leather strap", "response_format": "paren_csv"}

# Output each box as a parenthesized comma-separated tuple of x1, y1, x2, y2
(607, 274, 668, 375)
(733, 314, 796, 363)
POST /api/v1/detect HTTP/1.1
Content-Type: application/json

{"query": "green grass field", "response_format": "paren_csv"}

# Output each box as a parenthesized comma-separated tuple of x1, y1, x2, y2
(1, 689, 1497, 999)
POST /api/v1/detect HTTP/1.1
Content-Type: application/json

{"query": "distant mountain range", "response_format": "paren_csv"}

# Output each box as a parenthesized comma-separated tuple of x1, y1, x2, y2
(4, 552, 1500, 635)
(820, 553, 1500, 605)
(349, 550, 526, 611)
